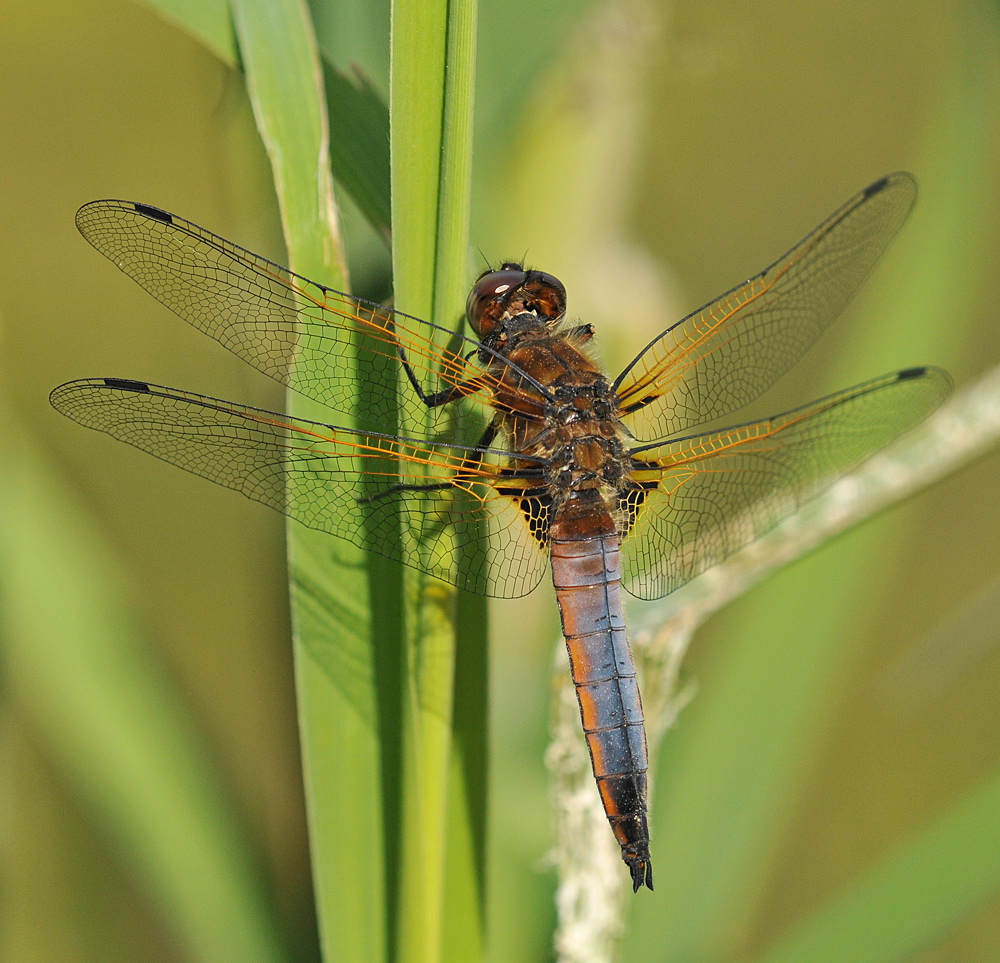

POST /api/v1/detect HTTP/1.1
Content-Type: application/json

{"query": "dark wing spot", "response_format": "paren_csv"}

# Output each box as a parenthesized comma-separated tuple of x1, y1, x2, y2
(897, 366, 927, 381)
(617, 485, 649, 538)
(133, 203, 173, 224)
(103, 378, 151, 393)
(518, 494, 552, 546)
(864, 175, 890, 198)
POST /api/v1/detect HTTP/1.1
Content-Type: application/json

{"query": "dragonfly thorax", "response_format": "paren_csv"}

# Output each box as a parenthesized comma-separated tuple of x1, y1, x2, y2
(515, 379, 631, 501)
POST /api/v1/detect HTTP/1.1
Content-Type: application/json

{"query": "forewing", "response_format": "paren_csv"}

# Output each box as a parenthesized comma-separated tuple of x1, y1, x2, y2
(49, 378, 550, 599)
(620, 367, 951, 600)
(75, 201, 528, 436)
(614, 174, 918, 441)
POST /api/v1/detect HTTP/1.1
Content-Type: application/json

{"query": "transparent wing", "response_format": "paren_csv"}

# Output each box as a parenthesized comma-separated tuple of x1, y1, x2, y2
(619, 366, 951, 600)
(75, 200, 540, 436)
(613, 173, 918, 442)
(50, 378, 551, 599)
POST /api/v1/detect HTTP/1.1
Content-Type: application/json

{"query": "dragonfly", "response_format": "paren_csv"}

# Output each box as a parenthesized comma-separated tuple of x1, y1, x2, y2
(51, 173, 950, 892)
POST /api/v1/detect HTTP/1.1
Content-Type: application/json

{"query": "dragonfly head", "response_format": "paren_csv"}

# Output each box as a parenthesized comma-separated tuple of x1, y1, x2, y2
(467, 262, 566, 338)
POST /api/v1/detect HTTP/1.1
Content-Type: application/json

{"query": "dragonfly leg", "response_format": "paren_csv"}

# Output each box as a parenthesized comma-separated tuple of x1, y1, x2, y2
(358, 420, 502, 505)
(397, 344, 479, 409)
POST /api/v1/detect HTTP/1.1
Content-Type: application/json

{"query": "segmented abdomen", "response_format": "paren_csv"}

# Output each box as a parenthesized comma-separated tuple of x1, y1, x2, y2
(549, 491, 653, 891)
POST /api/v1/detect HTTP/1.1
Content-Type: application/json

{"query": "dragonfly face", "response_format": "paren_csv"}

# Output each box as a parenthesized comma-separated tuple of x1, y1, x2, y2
(466, 263, 567, 338)
(51, 173, 951, 892)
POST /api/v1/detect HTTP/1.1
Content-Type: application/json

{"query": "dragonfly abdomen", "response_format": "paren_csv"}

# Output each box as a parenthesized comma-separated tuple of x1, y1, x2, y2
(550, 490, 653, 892)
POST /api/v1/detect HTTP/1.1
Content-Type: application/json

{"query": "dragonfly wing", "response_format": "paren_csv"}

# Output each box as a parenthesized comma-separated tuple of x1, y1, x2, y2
(75, 201, 531, 437)
(619, 366, 951, 600)
(613, 173, 918, 442)
(50, 378, 551, 599)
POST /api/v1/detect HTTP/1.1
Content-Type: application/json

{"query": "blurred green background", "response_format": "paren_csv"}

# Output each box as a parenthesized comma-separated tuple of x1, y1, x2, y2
(2, 0, 1000, 961)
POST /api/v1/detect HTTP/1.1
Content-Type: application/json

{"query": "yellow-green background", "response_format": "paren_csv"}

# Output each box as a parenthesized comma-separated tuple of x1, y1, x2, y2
(2, 0, 999, 961)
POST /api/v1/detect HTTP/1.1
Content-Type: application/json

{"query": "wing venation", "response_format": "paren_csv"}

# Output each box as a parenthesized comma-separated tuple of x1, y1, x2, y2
(614, 173, 918, 441)
(50, 378, 550, 598)
(75, 200, 541, 437)
(620, 366, 951, 600)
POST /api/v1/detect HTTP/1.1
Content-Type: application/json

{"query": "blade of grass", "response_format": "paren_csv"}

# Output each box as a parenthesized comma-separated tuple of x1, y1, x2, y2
(747, 764, 1000, 963)
(229, 4, 391, 963)
(323, 59, 392, 245)
(0, 411, 288, 963)
(230, 0, 347, 291)
(438, 12, 482, 946)
(390, 0, 482, 960)
(142, 0, 393, 249)
(443, 585, 490, 962)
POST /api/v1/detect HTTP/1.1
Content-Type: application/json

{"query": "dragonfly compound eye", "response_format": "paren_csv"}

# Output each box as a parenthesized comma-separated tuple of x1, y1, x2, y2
(466, 267, 527, 336)
(521, 271, 566, 321)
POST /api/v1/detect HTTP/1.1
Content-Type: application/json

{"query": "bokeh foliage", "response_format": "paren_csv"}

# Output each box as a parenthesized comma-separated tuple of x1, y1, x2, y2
(2, 1, 1000, 962)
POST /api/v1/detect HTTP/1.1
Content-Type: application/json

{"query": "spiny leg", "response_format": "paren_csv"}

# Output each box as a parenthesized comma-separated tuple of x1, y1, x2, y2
(397, 343, 481, 409)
